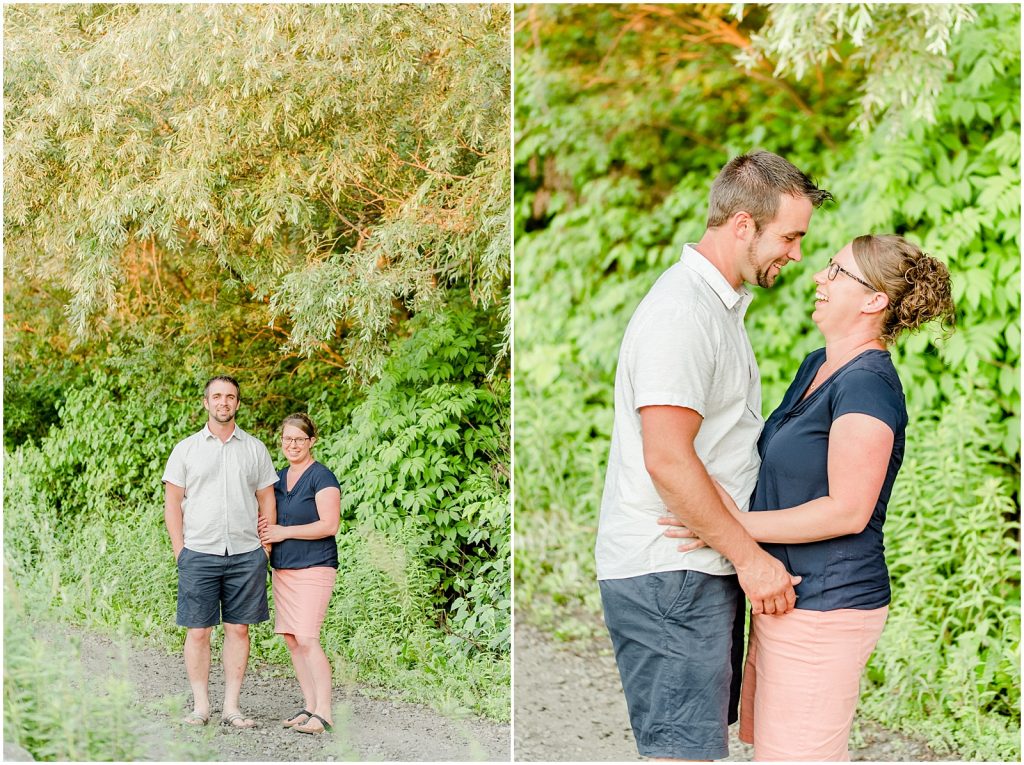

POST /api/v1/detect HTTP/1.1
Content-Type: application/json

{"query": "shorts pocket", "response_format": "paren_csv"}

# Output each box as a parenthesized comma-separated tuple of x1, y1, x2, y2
(649, 570, 695, 619)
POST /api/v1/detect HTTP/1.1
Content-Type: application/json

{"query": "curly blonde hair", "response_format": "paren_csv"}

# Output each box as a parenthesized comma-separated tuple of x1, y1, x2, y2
(851, 234, 956, 344)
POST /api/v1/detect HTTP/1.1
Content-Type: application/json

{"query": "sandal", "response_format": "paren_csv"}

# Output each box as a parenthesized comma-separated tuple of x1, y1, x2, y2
(294, 712, 333, 735)
(182, 710, 210, 726)
(221, 712, 257, 729)
(282, 708, 313, 728)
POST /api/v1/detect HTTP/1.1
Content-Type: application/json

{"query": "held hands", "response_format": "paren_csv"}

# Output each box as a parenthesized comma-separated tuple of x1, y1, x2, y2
(259, 521, 289, 545)
(736, 554, 801, 616)
(257, 515, 273, 553)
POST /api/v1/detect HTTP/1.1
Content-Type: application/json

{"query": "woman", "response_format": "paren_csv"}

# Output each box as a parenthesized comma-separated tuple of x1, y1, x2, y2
(664, 235, 954, 761)
(259, 413, 341, 735)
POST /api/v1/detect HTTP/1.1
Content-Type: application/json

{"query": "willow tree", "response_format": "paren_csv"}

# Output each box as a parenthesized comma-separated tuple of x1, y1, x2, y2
(4, 3, 510, 377)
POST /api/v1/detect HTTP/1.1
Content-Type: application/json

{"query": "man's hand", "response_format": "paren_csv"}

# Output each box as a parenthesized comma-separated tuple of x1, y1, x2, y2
(172, 543, 184, 561)
(735, 552, 801, 616)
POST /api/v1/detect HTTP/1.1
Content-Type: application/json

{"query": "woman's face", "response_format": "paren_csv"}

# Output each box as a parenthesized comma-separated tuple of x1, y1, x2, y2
(281, 423, 314, 463)
(811, 243, 881, 334)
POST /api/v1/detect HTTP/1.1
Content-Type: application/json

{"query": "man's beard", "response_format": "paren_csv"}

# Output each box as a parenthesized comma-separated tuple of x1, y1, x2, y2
(210, 410, 236, 423)
(747, 234, 777, 289)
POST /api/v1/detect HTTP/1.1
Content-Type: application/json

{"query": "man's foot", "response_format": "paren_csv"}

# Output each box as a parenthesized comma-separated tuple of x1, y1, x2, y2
(294, 712, 333, 735)
(221, 712, 256, 729)
(282, 709, 313, 728)
(182, 710, 210, 726)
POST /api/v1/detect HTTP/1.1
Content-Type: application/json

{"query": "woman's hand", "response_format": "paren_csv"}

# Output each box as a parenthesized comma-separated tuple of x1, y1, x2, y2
(259, 523, 290, 545)
(657, 478, 741, 551)
(657, 516, 708, 551)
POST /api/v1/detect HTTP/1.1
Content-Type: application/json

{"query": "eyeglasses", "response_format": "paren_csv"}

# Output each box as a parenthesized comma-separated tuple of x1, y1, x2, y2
(282, 436, 311, 446)
(827, 259, 878, 291)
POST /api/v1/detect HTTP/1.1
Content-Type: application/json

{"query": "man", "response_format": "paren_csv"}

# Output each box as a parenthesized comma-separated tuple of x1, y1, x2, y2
(163, 375, 279, 728)
(595, 151, 833, 760)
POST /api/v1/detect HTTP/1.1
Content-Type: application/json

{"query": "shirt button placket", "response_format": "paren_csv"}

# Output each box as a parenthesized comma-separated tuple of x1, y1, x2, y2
(221, 440, 230, 556)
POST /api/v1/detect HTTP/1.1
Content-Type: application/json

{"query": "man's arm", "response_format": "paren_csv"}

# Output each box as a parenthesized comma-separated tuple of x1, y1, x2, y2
(164, 482, 186, 560)
(256, 485, 276, 553)
(641, 405, 800, 615)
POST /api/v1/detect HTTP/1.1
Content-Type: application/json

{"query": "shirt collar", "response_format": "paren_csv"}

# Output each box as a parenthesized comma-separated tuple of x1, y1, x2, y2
(202, 423, 242, 441)
(680, 244, 753, 315)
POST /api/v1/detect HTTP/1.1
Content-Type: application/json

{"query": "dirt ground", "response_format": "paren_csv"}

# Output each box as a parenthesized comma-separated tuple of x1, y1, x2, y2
(45, 623, 510, 762)
(513, 622, 954, 762)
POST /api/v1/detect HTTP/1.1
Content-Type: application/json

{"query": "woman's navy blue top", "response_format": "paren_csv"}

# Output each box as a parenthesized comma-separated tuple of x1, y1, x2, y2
(751, 349, 908, 611)
(270, 461, 340, 570)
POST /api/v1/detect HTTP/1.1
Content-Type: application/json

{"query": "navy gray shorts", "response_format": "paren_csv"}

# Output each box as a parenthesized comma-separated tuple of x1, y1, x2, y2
(600, 570, 744, 761)
(176, 547, 270, 628)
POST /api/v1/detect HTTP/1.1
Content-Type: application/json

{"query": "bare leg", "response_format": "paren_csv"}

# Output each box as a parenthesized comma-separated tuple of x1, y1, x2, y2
(283, 633, 316, 718)
(295, 635, 333, 728)
(221, 622, 252, 723)
(183, 627, 213, 720)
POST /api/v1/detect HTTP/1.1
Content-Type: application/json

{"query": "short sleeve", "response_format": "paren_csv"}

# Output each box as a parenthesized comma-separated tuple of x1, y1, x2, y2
(162, 442, 187, 487)
(312, 464, 341, 493)
(629, 303, 718, 416)
(255, 442, 280, 490)
(830, 369, 907, 433)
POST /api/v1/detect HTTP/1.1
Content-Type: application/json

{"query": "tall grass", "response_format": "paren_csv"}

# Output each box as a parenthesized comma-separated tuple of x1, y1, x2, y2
(3, 569, 209, 761)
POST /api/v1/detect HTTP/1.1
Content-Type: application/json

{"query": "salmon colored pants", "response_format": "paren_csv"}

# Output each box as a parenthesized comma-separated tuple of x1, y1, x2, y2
(739, 606, 888, 761)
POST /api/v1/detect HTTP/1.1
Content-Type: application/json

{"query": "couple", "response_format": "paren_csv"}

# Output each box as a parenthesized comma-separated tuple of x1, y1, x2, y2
(162, 376, 341, 735)
(596, 151, 955, 761)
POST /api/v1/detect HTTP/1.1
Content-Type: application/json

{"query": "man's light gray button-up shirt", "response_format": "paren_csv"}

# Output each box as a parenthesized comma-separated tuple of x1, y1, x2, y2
(162, 424, 279, 555)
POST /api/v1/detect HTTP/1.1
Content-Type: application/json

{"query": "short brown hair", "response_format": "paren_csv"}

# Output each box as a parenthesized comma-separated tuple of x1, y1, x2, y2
(851, 234, 956, 344)
(281, 412, 317, 439)
(707, 150, 834, 229)
(204, 375, 240, 400)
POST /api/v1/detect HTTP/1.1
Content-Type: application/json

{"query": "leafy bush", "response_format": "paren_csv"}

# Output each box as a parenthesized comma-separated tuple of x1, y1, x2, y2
(514, 3, 1019, 758)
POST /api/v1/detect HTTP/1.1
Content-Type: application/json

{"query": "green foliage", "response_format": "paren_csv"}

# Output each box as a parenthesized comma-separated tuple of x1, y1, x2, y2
(515, 2, 1019, 758)
(860, 388, 1020, 760)
(4, 3, 510, 376)
(317, 298, 511, 657)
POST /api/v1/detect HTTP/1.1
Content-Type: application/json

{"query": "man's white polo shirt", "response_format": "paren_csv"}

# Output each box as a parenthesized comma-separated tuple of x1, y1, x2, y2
(162, 424, 279, 555)
(595, 244, 763, 580)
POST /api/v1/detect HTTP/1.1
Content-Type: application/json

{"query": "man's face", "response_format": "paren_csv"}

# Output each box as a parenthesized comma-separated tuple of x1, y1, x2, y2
(203, 380, 240, 425)
(743, 194, 815, 288)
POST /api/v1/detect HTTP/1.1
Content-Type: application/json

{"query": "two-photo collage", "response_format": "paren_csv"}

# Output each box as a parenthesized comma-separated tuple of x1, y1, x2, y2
(3, 3, 1019, 763)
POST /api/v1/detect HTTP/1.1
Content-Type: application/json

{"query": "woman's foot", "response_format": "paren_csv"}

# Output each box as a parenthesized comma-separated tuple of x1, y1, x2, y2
(282, 708, 313, 728)
(294, 712, 333, 735)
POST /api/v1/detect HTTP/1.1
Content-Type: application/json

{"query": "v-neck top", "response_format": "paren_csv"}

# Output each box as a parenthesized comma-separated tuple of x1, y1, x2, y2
(269, 461, 340, 570)
(751, 348, 908, 611)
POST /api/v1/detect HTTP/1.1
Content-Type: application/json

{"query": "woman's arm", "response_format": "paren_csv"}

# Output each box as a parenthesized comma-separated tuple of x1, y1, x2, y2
(260, 487, 341, 543)
(663, 413, 894, 545)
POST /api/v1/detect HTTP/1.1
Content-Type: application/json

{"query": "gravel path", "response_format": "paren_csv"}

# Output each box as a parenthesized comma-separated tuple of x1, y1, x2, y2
(49, 623, 510, 761)
(513, 621, 952, 762)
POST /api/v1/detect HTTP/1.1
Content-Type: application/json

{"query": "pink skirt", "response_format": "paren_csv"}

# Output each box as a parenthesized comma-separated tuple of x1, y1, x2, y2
(271, 567, 337, 638)
(739, 606, 888, 761)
